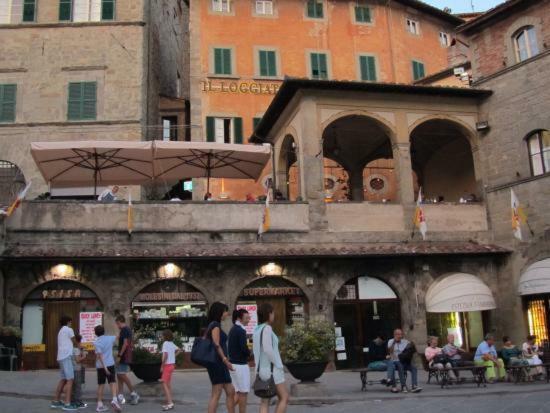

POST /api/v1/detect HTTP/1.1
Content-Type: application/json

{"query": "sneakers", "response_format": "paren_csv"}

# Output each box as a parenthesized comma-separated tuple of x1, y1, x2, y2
(51, 401, 64, 409)
(129, 392, 140, 405)
(62, 404, 79, 411)
(411, 386, 422, 393)
(111, 400, 122, 413)
(161, 403, 174, 411)
(76, 402, 88, 409)
(401, 386, 408, 393)
(117, 395, 126, 405)
(95, 405, 108, 412)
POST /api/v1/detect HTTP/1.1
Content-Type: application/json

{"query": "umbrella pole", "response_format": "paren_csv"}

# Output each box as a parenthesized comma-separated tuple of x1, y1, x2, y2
(93, 152, 99, 197)
(206, 153, 212, 195)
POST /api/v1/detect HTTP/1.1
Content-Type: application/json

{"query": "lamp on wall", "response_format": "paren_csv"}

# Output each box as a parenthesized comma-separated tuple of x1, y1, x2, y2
(157, 262, 184, 279)
(50, 264, 75, 279)
(258, 262, 283, 277)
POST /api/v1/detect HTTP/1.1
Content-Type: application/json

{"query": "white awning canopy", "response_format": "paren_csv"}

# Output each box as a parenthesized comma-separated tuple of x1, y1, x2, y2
(518, 258, 550, 296)
(425, 273, 496, 313)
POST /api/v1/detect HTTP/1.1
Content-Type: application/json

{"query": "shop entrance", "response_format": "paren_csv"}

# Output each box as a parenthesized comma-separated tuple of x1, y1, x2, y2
(333, 276, 401, 369)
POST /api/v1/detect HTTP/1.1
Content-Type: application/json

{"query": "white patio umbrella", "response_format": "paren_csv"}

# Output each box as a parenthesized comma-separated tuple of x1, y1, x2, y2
(31, 141, 154, 195)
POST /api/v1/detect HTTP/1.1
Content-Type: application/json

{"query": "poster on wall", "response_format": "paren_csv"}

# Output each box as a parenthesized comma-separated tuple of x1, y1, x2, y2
(236, 304, 258, 335)
(80, 312, 103, 343)
(335, 336, 346, 352)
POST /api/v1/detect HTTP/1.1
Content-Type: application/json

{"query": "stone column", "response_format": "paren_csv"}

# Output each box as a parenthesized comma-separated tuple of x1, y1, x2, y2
(348, 166, 365, 202)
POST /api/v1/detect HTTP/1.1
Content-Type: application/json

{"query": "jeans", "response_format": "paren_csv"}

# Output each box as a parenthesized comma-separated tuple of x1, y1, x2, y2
(386, 360, 417, 387)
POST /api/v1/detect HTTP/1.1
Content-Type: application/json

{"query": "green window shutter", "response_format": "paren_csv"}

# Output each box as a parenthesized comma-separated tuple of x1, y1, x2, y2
(233, 117, 243, 144)
(307, 0, 315, 17)
(0, 84, 17, 123)
(316, 1, 323, 18)
(259, 51, 268, 77)
(214, 48, 231, 75)
(101, 0, 115, 20)
(23, 0, 36, 22)
(214, 49, 223, 74)
(59, 0, 72, 21)
(206, 117, 215, 142)
(307, 0, 323, 18)
(259, 50, 276, 77)
(68, 82, 96, 120)
(413, 61, 425, 80)
(253, 117, 261, 130)
(418, 62, 425, 78)
(360, 56, 376, 81)
(223, 49, 232, 75)
(355, 6, 370, 23)
(68, 83, 82, 120)
(318, 54, 328, 79)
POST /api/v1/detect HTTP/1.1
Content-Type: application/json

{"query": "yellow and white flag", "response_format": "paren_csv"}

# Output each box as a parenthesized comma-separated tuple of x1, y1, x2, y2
(414, 187, 427, 240)
(258, 190, 270, 238)
(5, 181, 31, 217)
(127, 192, 134, 235)
(511, 189, 526, 240)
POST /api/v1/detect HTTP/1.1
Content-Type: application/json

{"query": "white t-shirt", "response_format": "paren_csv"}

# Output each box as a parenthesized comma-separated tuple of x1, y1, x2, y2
(162, 341, 179, 365)
(57, 326, 75, 361)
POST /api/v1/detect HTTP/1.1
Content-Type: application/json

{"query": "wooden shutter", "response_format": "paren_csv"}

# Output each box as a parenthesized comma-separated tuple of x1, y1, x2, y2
(233, 117, 243, 144)
(267, 51, 276, 76)
(81, 82, 97, 119)
(259, 51, 267, 76)
(319, 54, 328, 79)
(307, 0, 315, 17)
(101, 0, 115, 20)
(214, 49, 222, 74)
(418, 62, 425, 78)
(0, 84, 17, 123)
(68, 83, 82, 120)
(59, 0, 72, 21)
(253, 117, 261, 130)
(222, 49, 231, 75)
(310, 53, 318, 78)
(413, 61, 425, 80)
(206, 117, 215, 142)
(22, 0, 36, 21)
(315, 1, 323, 18)
(360, 56, 376, 81)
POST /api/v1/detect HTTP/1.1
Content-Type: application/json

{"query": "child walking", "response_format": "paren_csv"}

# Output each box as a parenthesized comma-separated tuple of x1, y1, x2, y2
(71, 334, 88, 409)
(160, 329, 180, 411)
(93, 325, 122, 412)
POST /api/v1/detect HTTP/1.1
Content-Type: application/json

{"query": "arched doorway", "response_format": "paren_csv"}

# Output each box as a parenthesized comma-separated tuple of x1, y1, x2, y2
(518, 258, 550, 343)
(410, 119, 478, 202)
(333, 276, 401, 369)
(236, 277, 308, 338)
(131, 279, 208, 360)
(323, 115, 396, 202)
(0, 160, 26, 207)
(22, 279, 103, 369)
(278, 134, 300, 200)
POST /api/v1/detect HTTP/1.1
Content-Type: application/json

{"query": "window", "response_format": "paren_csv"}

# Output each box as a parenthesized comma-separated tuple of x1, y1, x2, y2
(162, 116, 179, 141)
(310, 52, 328, 79)
(527, 130, 550, 176)
(213, 48, 232, 75)
(253, 117, 262, 130)
(514, 26, 538, 62)
(0, 0, 36, 23)
(439, 32, 450, 47)
(306, 0, 323, 19)
(212, 0, 230, 13)
(67, 82, 97, 121)
(406, 18, 419, 35)
(0, 84, 17, 123)
(258, 50, 277, 77)
(206, 117, 243, 144)
(354, 2, 371, 23)
(359, 55, 376, 81)
(412, 60, 425, 80)
(255, 0, 273, 15)
(59, 0, 115, 22)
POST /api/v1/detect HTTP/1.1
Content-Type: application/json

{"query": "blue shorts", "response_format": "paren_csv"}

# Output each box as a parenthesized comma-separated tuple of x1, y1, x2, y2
(59, 357, 74, 380)
(117, 363, 130, 374)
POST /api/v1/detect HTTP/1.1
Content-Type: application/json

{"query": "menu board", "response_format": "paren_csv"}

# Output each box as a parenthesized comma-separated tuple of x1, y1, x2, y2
(80, 312, 103, 343)
(236, 304, 258, 335)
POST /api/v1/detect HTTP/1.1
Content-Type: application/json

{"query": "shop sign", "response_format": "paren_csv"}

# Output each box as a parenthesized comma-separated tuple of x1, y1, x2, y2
(134, 292, 205, 302)
(82, 342, 95, 351)
(80, 312, 103, 343)
(42, 289, 81, 300)
(241, 287, 303, 297)
(23, 344, 46, 353)
(200, 80, 280, 95)
(236, 304, 258, 335)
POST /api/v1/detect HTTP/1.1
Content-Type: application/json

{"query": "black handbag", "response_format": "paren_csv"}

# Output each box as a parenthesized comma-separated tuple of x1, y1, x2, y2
(191, 323, 218, 368)
(253, 327, 277, 399)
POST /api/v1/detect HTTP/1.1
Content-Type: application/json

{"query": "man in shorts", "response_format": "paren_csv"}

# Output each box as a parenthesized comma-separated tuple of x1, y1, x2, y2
(50, 316, 78, 411)
(94, 325, 121, 412)
(115, 315, 139, 405)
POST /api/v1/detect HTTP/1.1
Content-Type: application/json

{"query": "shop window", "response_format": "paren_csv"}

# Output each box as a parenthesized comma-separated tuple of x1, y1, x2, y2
(59, 0, 116, 22)
(162, 116, 178, 141)
(255, 0, 273, 15)
(514, 26, 538, 62)
(406, 18, 420, 35)
(359, 55, 376, 81)
(0, 0, 35, 23)
(0, 84, 17, 123)
(439, 32, 450, 47)
(67, 81, 97, 121)
(412, 60, 425, 80)
(212, 0, 230, 13)
(213, 47, 233, 75)
(526, 298, 549, 342)
(306, 0, 323, 19)
(258, 50, 277, 77)
(310, 52, 328, 80)
(527, 130, 550, 176)
(354, 2, 371, 23)
(205, 116, 243, 144)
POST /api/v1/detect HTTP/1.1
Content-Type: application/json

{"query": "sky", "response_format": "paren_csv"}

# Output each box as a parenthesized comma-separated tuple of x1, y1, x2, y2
(423, 0, 504, 13)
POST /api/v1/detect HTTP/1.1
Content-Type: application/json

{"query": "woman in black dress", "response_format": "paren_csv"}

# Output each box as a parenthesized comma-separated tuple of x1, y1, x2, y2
(206, 302, 235, 413)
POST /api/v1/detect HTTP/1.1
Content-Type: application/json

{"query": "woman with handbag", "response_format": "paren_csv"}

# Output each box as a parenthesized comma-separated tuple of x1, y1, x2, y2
(253, 303, 289, 413)
(425, 336, 456, 381)
(205, 302, 236, 413)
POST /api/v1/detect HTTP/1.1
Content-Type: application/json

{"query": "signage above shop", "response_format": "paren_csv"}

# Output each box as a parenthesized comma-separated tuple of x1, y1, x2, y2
(23, 344, 46, 353)
(135, 292, 205, 302)
(200, 79, 280, 95)
(42, 289, 81, 300)
(241, 287, 303, 297)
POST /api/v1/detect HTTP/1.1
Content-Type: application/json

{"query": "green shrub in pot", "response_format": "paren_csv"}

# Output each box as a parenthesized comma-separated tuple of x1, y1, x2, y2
(281, 320, 336, 363)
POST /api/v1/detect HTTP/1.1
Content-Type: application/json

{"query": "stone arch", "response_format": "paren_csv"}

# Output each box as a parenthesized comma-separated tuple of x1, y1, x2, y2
(276, 134, 300, 200)
(329, 273, 404, 303)
(321, 110, 397, 145)
(408, 114, 478, 149)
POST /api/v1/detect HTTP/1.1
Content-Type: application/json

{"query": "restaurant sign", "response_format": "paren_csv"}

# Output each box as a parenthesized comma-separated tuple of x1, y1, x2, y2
(135, 292, 205, 302)
(201, 80, 280, 95)
(23, 344, 46, 353)
(42, 289, 81, 299)
(241, 287, 303, 297)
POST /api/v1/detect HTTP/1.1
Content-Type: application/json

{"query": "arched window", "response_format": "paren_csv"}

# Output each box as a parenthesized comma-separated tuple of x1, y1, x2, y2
(0, 160, 26, 207)
(527, 130, 550, 176)
(514, 26, 538, 62)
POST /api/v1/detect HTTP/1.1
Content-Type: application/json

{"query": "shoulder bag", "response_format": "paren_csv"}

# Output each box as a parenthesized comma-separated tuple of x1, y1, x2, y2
(253, 326, 277, 399)
(191, 322, 218, 368)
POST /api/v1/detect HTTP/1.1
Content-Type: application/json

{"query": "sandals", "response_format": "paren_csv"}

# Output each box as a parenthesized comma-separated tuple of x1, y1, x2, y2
(162, 403, 174, 411)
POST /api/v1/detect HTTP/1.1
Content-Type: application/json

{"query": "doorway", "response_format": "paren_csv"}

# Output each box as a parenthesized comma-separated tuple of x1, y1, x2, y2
(44, 301, 80, 368)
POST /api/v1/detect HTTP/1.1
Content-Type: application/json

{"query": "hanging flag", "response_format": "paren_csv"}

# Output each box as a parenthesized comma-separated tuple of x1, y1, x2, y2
(511, 189, 526, 240)
(5, 181, 32, 217)
(258, 190, 270, 238)
(127, 192, 134, 235)
(413, 187, 427, 240)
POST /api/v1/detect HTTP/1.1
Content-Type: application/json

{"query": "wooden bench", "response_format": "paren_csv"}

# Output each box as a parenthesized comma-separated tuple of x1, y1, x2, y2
(419, 354, 487, 388)
(505, 362, 550, 384)
(351, 367, 407, 392)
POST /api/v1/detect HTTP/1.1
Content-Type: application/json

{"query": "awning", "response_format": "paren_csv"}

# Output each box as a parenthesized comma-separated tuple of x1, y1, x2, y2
(518, 258, 550, 296)
(425, 272, 496, 313)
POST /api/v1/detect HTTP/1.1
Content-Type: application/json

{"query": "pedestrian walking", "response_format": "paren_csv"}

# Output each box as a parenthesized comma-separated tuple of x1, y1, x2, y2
(205, 302, 235, 413)
(253, 303, 289, 413)
(50, 315, 78, 411)
(71, 334, 88, 409)
(115, 315, 139, 405)
(93, 325, 121, 412)
(229, 309, 251, 413)
(160, 329, 181, 411)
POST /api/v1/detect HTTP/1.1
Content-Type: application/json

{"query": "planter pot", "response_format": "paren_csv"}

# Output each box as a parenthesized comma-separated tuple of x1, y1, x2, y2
(285, 361, 328, 383)
(130, 362, 162, 383)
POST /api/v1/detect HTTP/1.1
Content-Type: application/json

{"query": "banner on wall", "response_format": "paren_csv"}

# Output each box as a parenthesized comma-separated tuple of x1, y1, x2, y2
(80, 312, 103, 343)
(236, 304, 258, 335)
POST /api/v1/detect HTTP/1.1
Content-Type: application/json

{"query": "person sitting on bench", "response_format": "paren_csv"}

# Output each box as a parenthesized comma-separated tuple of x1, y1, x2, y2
(386, 329, 422, 394)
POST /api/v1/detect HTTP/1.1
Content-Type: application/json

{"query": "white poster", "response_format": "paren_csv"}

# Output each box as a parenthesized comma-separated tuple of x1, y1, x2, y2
(335, 336, 346, 352)
(334, 327, 342, 337)
(236, 304, 258, 335)
(337, 352, 347, 361)
(80, 312, 103, 343)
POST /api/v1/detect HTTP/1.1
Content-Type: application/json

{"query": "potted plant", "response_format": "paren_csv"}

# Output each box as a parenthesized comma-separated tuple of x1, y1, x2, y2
(130, 347, 162, 383)
(281, 320, 335, 383)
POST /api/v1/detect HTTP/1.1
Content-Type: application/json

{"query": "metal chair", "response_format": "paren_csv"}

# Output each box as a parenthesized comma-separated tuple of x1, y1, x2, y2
(0, 344, 18, 371)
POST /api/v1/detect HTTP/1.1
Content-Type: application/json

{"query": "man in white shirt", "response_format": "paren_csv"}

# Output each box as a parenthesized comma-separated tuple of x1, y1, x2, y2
(50, 316, 77, 411)
(98, 186, 119, 202)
